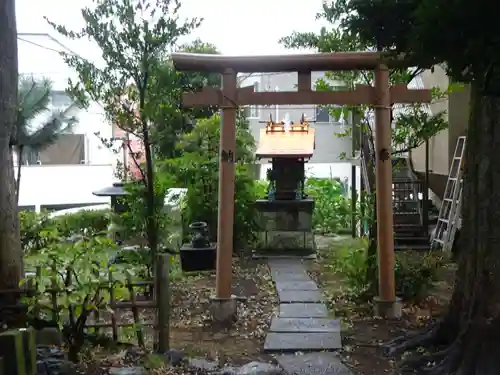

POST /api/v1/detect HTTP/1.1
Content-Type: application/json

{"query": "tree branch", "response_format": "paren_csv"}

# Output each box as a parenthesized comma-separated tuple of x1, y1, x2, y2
(125, 140, 147, 184)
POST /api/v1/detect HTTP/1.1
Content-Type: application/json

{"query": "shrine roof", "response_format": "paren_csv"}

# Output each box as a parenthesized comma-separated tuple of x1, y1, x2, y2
(256, 128, 315, 159)
(171, 52, 394, 73)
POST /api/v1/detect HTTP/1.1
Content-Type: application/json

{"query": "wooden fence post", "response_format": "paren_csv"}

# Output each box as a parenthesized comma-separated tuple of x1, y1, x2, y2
(156, 253, 170, 353)
(50, 261, 58, 322)
(125, 272, 144, 347)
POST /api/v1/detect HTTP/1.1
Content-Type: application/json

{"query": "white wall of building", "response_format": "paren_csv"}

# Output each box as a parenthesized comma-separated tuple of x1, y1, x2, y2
(18, 165, 114, 210)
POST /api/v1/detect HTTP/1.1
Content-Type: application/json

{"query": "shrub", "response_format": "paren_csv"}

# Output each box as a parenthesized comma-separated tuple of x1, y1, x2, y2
(51, 209, 110, 237)
(20, 209, 110, 254)
(329, 238, 445, 302)
(22, 235, 127, 362)
(20, 211, 55, 254)
(254, 180, 268, 199)
(305, 177, 351, 234)
(395, 251, 445, 302)
(115, 176, 175, 246)
(328, 237, 370, 295)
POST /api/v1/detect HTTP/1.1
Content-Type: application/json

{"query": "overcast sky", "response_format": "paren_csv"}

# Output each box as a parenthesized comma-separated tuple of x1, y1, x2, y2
(16, 0, 329, 59)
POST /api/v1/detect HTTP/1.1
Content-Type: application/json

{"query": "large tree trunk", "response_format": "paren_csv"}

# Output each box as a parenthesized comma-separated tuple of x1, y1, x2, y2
(383, 82, 500, 375)
(0, 0, 24, 326)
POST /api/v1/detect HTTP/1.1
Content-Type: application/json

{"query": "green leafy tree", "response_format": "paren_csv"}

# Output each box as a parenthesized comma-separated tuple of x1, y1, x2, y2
(151, 38, 222, 159)
(344, 0, 500, 374)
(47, 0, 201, 260)
(13, 76, 77, 202)
(0, 0, 23, 325)
(279, 1, 448, 157)
(162, 114, 259, 250)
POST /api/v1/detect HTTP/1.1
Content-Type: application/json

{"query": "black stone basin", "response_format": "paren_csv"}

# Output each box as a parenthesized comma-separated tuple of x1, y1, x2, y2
(179, 242, 217, 272)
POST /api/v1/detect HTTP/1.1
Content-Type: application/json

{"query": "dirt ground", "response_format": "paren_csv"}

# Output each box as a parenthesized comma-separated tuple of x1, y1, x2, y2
(86, 256, 277, 369)
(309, 235, 456, 375)
(167, 257, 277, 365)
(79, 236, 455, 375)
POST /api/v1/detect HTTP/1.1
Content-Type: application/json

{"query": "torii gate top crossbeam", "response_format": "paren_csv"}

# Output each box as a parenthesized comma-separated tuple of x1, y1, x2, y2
(171, 52, 400, 73)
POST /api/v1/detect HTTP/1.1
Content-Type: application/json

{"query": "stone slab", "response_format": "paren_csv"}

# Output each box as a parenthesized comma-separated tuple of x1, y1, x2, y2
(268, 259, 305, 268)
(253, 253, 316, 260)
(276, 352, 352, 375)
(270, 317, 340, 333)
(271, 270, 311, 282)
(278, 290, 324, 303)
(279, 303, 328, 318)
(270, 265, 307, 273)
(275, 280, 318, 291)
(264, 332, 341, 352)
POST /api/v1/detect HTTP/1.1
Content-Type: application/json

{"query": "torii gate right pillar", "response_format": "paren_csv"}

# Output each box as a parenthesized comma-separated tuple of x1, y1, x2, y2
(373, 65, 401, 318)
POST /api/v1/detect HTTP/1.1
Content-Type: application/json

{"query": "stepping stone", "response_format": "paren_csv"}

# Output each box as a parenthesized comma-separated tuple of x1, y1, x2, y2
(275, 280, 318, 291)
(270, 317, 340, 333)
(271, 270, 311, 282)
(264, 332, 341, 352)
(269, 262, 307, 271)
(268, 259, 304, 268)
(276, 352, 353, 375)
(268, 260, 307, 274)
(278, 289, 324, 303)
(279, 303, 328, 318)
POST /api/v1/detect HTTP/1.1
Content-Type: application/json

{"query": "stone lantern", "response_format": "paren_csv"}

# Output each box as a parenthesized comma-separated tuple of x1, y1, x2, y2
(92, 182, 130, 243)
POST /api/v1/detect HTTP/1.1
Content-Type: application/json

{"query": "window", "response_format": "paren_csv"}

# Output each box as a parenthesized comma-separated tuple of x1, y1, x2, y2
(315, 106, 330, 123)
(245, 81, 260, 119)
(51, 91, 72, 109)
(247, 105, 259, 118)
(242, 105, 259, 119)
(38, 134, 85, 165)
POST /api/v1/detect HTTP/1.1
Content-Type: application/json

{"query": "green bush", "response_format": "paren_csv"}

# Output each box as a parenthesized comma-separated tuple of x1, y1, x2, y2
(394, 251, 445, 301)
(254, 180, 268, 199)
(52, 209, 110, 237)
(305, 177, 351, 234)
(328, 237, 370, 295)
(115, 176, 176, 246)
(19, 211, 55, 254)
(23, 235, 126, 362)
(19, 209, 110, 254)
(329, 238, 445, 302)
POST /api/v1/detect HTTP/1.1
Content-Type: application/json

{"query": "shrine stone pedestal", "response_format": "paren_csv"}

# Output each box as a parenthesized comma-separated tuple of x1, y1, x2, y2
(254, 199, 315, 257)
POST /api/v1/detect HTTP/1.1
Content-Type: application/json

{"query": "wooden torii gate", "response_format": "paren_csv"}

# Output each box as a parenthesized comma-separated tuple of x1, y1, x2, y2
(171, 52, 432, 321)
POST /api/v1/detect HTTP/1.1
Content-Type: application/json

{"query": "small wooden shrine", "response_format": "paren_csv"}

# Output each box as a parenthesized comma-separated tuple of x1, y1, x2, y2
(255, 114, 316, 256)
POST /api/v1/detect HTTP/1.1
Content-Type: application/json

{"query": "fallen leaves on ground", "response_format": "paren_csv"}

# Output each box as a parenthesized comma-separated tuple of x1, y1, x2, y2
(83, 257, 278, 373)
(307, 235, 455, 375)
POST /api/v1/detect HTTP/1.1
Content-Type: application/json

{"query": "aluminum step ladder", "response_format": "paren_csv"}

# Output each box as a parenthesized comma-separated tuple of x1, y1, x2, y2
(431, 136, 466, 251)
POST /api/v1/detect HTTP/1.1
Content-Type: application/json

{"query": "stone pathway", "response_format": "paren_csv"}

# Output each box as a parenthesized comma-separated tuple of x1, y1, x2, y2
(264, 259, 352, 375)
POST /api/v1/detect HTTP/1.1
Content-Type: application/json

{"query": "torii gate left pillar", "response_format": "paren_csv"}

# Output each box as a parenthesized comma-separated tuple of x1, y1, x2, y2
(210, 69, 238, 322)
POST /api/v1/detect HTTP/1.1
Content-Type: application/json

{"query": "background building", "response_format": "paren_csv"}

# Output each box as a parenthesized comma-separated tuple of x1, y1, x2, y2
(239, 72, 358, 184)
(16, 33, 118, 211)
